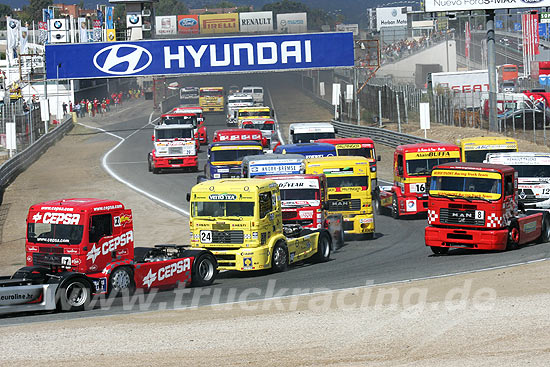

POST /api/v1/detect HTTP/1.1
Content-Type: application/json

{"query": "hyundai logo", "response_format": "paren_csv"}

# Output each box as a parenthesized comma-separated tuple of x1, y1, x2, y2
(93, 44, 152, 75)
(179, 18, 197, 27)
(129, 14, 139, 25)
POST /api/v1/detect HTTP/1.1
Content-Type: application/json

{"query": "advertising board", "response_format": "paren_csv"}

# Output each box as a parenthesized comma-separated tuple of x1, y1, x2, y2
(277, 13, 307, 33)
(239, 11, 273, 33)
(376, 7, 407, 31)
(156, 16, 177, 35)
(178, 15, 199, 34)
(200, 13, 239, 34)
(425, 0, 550, 12)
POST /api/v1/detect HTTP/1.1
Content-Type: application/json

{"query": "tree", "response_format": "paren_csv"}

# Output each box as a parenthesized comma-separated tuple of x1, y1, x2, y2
(216, 1, 235, 8)
(0, 4, 12, 19)
(27, 0, 53, 23)
(155, 0, 189, 16)
(262, 0, 334, 30)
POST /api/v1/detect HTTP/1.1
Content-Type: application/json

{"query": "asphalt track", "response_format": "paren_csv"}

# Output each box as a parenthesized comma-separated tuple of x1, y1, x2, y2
(2, 72, 550, 325)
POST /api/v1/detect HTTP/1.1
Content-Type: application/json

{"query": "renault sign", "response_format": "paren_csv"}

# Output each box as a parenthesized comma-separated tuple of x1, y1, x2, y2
(425, 0, 550, 12)
(45, 32, 354, 79)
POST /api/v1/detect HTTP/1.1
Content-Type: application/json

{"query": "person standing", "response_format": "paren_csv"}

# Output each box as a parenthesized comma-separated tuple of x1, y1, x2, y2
(87, 100, 93, 117)
(105, 97, 110, 112)
(62, 102, 67, 115)
(74, 102, 81, 117)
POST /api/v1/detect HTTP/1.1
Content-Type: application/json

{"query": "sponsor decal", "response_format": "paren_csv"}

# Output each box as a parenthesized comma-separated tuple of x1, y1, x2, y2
(86, 230, 134, 264)
(27, 246, 39, 252)
(142, 258, 191, 288)
(209, 193, 237, 200)
(180, 18, 197, 27)
(93, 204, 123, 211)
(523, 221, 538, 233)
(93, 44, 153, 76)
(40, 206, 74, 212)
(31, 212, 80, 225)
(65, 248, 78, 254)
(243, 257, 253, 269)
(72, 258, 81, 265)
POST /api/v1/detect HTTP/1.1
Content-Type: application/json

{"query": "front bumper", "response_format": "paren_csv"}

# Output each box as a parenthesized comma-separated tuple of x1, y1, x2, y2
(425, 225, 508, 251)
(153, 155, 197, 168)
(342, 214, 375, 234)
(194, 245, 272, 271)
(397, 195, 428, 216)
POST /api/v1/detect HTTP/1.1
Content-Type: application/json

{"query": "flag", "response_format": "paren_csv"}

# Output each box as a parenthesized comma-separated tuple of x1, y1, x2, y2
(20, 26, 28, 54)
(106, 28, 116, 42)
(97, 9, 104, 28)
(465, 21, 471, 59)
(92, 19, 101, 42)
(43, 8, 53, 23)
(78, 17, 88, 43)
(38, 21, 48, 43)
(522, 13, 540, 57)
(6, 16, 21, 66)
(106, 7, 114, 30)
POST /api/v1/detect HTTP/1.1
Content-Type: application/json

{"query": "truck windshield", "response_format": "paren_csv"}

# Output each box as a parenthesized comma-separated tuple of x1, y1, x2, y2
(280, 189, 318, 200)
(181, 91, 198, 98)
(465, 148, 516, 162)
(200, 90, 222, 97)
(156, 128, 193, 140)
(229, 98, 253, 104)
(292, 132, 335, 143)
(193, 201, 254, 217)
(327, 175, 368, 189)
(430, 176, 501, 196)
(162, 115, 197, 127)
(407, 157, 459, 176)
(336, 147, 373, 159)
(211, 149, 262, 162)
(509, 165, 550, 178)
(27, 223, 83, 245)
(239, 111, 269, 118)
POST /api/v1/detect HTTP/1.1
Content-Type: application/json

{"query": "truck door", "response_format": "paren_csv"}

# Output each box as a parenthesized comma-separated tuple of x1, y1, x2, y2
(88, 213, 114, 270)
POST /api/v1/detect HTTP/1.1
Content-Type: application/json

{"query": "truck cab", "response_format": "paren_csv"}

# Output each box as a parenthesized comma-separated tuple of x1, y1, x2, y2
(274, 143, 336, 158)
(226, 93, 254, 126)
(377, 143, 461, 218)
(241, 118, 276, 149)
(484, 152, 550, 209)
(241, 154, 305, 178)
(304, 156, 374, 239)
(241, 86, 264, 105)
(425, 162, 549, 253)
(162, 107, 208, 145)
(204, 141, 263, 180)
(212, 128, 267, 148)
(456, 136, 518, 162)
(237, 106, 273, 128)
(180, 87, 199, 106)
(289, 123, 336, 143)
(188, 179, 331, 271)
(199, 87, 224, 113)
(148, 124, 198, 174)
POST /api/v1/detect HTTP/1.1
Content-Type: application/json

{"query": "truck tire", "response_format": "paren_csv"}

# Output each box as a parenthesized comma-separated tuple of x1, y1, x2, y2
(538, 215, 550, 244)
(271, 242, 288, 273)
(373, 195, 383, 216)
(430, 246, 449, 255)
(313, 233, 331, 263)
(191, 252, 218, 287)
(506, 221, 520, 251)
(57, 277, 92, 312)
(152, 166, 160, 174)
(391, 194, 400, 219)
(147, 154, 153, 172)
(108, 266, 135, 296)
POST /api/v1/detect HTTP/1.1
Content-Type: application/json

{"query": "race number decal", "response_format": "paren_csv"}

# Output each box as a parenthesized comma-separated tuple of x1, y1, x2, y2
(410, 183, 426, 193)
(200, 230, 212, 243)
(475, 210, 484, 220)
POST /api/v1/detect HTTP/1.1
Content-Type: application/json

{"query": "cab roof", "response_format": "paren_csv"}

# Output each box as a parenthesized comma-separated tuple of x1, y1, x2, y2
(305, 156, 369, 165)
(433, 162, 515, 174)
(29, 198, 125, 212)
(259, 174, 324, 181)
(396, 143, 460, 154)
(457, 136, 518, 145)
(317, 137, 374, 145)
(215, 128, 262, 135)
(155, 124, 194, 130)
(275, 143, 336, 153)
(209, 141, 263, 148)
(242, 153, 304, 163)
(290, 122, 334, 129)
(192, 179, 276, 194)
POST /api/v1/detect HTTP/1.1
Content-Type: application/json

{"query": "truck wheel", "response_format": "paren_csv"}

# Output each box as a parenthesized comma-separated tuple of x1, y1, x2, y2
(108, 267, 135, 296)
(391, 194, 400, 219)
(538, 215, 550, 243)
(430, 246, 449, 255)
(191, 252, 218, 287)
(373, 195, 383, 215)
(152, 167, 160, 174)
(57, 277, 92, 311)
(506, 222, 520, 251)
(271, 242, 288, 272)
(147, 154, 153, 172)
(313, 233, 331, 263)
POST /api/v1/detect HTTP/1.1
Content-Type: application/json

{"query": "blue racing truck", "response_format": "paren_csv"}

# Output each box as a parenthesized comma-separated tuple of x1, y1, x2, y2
(197, 140, 263, 182)
(274, 143, 337, 159)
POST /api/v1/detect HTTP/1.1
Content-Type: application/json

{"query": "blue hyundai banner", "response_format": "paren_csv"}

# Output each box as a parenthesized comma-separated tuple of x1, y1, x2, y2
(45, 32, 354, 79)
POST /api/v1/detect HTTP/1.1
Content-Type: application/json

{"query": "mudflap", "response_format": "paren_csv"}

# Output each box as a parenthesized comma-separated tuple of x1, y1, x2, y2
(325, 214, 344, 250)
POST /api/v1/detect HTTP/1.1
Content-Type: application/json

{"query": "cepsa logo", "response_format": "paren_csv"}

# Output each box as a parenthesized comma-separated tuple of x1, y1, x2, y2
(86, 230, 134, 264)
(93, 44, 152, 75)
(31, 212, 80, 225)
(142, 258, 191, 288)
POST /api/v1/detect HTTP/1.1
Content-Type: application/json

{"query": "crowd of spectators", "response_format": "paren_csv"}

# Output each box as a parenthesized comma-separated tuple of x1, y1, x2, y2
(380, 30, 454, 65)
(64, 89, 144, 118)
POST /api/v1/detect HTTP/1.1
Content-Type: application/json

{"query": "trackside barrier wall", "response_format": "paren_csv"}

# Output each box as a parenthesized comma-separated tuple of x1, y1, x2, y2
(0, 115, 73, 204)
(160, 94, 180, 113)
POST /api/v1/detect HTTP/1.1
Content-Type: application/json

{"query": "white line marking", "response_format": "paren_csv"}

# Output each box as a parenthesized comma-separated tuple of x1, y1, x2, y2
(266, 87, 285, 145)
(78, 121, 189, 216)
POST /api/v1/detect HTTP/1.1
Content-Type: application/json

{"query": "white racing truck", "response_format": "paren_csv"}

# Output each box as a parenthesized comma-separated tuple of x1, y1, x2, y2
(485, 152, 550, 208)
(148, 124, 198, 174)
(226, 93, 254, 126)
(289, 122, 337, 143)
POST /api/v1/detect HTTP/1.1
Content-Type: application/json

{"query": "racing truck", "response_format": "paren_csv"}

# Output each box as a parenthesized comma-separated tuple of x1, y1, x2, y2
(375, 143, 461, 218)
(198, 140, 264, 181)
(304, 156, 374, 239)
(274, 143, 336, 158)
(187, 179, 332, 272)
(456, 136, 518, 162)
(237, 106, 273, 128)
(212, 128, 268, 149)
(241, 118, 277, 149)
(425, 162, 550, 254)
(241, 154, 305, 178)
(226, 93, 254, 126)
(148, 123, 198, 174)
(199, 87, 224, 113)
(0, 199, 217, 314)
(289, 122, 336, 143)
(180, 87, 199, 106)
(170, 107, 208, 145)
(484, 152, 550, 209)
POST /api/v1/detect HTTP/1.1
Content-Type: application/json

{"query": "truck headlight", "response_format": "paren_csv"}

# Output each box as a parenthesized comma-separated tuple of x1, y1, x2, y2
(213, 173, 221, 178)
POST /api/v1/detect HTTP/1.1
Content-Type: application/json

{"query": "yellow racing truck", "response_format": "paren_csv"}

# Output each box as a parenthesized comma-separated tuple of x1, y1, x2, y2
(199, 87, 224, 113)
(188, 179, 332, 272)
(304, 156, 374, 239)
(456, 136, 518, 162)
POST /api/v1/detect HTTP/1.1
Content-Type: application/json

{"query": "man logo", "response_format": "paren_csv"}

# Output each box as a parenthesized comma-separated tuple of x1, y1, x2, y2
(93, 44, 152, 75)
(129, 14, 139, 25)
(54, 20, 62, 29)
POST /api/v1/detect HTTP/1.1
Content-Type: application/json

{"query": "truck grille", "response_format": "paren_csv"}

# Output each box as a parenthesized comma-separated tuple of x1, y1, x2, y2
(33, 252, 65, 266)
(39, 246, 64, 253)
(439, 208, 485, 226)
(168, 158, 184, 164)
(329, 194, 351, 200)
(282, 211, 297, 220)
(328, 199, 361, 211)
(220, 169, 242, 178)
(211, 230, 244, 244)
(518, 189, 544, 204)
(283, 219, 313, 226)
(168, 147, 183, 155)
(343, 221, 355, 231)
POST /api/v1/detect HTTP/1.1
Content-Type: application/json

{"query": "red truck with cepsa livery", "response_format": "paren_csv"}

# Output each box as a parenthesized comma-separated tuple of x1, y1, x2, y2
(0, 199, 217, 314)
(425, 162, 550, 254)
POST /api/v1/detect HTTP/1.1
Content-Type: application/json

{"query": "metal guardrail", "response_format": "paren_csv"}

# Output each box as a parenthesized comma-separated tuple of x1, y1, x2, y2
(331, 120, 439, 147)
(0, 115, 73, 204)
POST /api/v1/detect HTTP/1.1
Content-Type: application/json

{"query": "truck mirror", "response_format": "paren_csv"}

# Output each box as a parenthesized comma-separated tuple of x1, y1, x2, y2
(377, 155, 381, 162)
(186, 193, 191, 202)
(151, 135, 154, 141)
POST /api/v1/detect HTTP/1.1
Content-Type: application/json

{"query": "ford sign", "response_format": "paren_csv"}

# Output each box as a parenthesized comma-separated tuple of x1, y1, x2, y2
(179, 18, 197, 27)
(92, 44, 152, 75)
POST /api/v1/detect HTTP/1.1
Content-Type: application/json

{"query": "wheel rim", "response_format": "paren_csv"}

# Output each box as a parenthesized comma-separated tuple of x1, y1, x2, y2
(273, 246, 287, 266)
(65, 281, 88, 307)
(111, 269, 131, 291)
(198, 258, 215, 281)
(373, 198, 379, 213)
(510, 227, 520, 243)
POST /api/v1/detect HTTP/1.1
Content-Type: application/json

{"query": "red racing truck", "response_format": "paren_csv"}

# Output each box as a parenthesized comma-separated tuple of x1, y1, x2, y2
(148, 124, 198, 174)
(167, 107, 208, 145)
(425, 162, 550, 254)
(0, 199, 217, 314)
(212, 128, 268, 149)
(376, 143, 461, 218)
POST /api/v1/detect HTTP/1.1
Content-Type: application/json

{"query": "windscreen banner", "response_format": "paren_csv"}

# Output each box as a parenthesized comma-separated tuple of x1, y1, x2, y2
(45, 32, 354, 79)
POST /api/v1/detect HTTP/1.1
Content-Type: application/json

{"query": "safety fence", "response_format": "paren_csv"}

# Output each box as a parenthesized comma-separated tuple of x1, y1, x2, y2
(0, 100, 44, 154)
